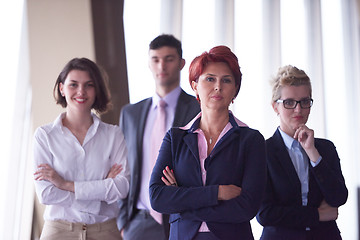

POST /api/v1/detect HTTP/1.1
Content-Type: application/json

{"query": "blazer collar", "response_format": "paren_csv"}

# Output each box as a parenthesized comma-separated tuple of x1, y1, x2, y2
(183, 112, 246, 159)
(183, 132, 200, 164)
(182, 111, 247, 132)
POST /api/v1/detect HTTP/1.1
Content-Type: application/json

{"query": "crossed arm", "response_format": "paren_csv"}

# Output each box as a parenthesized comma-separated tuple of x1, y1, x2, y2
(161, 166, 241, 201)
(34, 163, 123, 192)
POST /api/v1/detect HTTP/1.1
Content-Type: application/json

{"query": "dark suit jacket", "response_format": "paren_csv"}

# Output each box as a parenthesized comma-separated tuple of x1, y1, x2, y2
(149, 113, 267, 240)
(256, 129, 348, 240)
(117, 89, 200, 232)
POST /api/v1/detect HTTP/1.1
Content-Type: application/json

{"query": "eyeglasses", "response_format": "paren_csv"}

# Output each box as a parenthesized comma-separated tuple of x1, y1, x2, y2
(276, 98, 313, 109)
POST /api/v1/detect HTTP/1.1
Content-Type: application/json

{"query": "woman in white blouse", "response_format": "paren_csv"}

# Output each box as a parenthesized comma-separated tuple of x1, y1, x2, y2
(33, 58, 130, 240)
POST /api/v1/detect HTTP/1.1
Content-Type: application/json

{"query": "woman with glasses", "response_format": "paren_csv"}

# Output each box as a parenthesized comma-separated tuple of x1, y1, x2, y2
(256, 65, 348, 240)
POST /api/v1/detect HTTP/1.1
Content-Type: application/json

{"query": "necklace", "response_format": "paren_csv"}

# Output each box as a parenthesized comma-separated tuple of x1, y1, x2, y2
(209, 137, 213, 145)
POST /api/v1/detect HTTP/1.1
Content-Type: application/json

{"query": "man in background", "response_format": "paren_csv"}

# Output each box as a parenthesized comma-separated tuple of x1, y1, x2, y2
(117, 34, 200, 240)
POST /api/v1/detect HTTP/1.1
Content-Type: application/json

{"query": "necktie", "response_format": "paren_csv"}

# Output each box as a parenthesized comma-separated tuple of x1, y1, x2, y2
(149, 99, 167, 224)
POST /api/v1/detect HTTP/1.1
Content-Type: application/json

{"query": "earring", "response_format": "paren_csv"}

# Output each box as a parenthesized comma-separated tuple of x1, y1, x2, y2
(232, 98, 235, 104)
(196, 95, 200, 102)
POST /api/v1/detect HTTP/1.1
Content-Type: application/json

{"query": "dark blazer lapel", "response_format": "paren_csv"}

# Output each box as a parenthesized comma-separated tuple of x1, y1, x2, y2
(173, 90, 194, 127)
(182, 132, 203, 185)
(136, 98, 152, 154)
(210, 127, 238, 158)
(206, 114, 242, 158)
(271, 130, 301, 190)
(182, 133, 200, 164)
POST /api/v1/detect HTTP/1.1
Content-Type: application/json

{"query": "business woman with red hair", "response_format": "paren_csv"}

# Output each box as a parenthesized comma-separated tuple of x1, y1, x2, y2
(149, 46, 267, 240)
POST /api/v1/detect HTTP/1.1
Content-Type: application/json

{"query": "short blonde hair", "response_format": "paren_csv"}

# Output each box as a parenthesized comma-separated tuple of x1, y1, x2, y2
(271, 65, 312, 103)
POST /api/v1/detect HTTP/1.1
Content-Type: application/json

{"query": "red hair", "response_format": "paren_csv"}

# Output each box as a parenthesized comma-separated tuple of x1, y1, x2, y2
(189, 45, 242, 97)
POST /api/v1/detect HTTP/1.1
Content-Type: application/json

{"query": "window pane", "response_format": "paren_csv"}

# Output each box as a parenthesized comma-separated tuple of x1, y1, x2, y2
(124, 0, 161, 103)
(281, 0, 307, 68)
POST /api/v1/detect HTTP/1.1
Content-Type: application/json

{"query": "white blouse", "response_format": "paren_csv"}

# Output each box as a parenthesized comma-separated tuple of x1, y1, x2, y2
(33, 112, 130, 224)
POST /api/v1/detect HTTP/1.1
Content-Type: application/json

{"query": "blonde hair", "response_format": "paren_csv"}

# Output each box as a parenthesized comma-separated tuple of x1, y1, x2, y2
(270, 65, 312, 103)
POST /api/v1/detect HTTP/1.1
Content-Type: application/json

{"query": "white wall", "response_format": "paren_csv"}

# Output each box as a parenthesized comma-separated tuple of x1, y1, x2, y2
(28, 0, 95, 129)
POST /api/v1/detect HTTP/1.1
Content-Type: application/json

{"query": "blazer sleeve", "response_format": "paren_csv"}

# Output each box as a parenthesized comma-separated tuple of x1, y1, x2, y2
(256, 169, 320, 228)
(181, 131, 267, 223)
(311, 139, 348, 206)
(116, 107, 129, 230)
(149, 130, 220, 214)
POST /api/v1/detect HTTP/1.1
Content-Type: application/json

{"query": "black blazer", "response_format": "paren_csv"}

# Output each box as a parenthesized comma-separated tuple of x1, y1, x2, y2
(117, 89, 200, 232)
(256, 129, 348, 240)
(149, 113, 267, 240)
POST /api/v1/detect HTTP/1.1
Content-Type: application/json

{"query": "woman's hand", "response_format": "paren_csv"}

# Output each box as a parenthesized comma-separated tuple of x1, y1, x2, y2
(34, 163, 74, 192)
(294, 124, 320, 163)
(161, 166, 178, 186)
(318, 200, 338, 221)
(106, 164, 123, 179)
(218, 185, 242, 200)
(294, 124, 315, 149)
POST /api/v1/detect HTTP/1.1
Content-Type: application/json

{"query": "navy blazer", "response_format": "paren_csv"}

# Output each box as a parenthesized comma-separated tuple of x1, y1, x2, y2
(256, 129, 348, 240)
(117, 90, 200, 231)
(150, 114, 267, 240)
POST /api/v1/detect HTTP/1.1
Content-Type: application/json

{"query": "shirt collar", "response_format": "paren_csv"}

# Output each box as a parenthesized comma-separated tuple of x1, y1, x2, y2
(180, 110, 248, 132)
(89, 112, 101, 134)
(278, 127, 297, 150)
(52, 112, 66, 130)
(151, 86, 181, 110)
(52, 112, 100, 134)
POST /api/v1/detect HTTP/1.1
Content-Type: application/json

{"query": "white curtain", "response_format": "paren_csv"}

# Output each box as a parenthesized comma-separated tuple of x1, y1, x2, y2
(0, 0, 34, 239)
